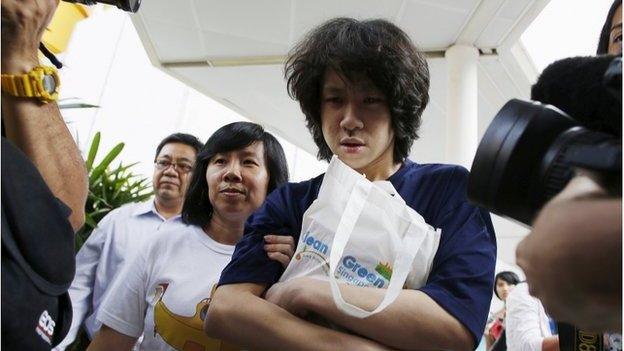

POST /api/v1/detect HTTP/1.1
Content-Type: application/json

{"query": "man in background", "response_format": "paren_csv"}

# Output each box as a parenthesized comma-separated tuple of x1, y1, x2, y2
(55, 133, 203, 349)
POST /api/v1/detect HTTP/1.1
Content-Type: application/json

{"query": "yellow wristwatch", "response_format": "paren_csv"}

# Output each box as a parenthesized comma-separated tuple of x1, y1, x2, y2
(1, 66, 60, 103)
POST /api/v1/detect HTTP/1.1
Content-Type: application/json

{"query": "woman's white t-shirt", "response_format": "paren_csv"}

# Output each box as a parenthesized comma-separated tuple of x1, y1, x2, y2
(97, 224, 239, 351)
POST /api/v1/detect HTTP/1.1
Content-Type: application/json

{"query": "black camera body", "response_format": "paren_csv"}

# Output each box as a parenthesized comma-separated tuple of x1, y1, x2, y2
(468, 55, 622, 226)
(62, 0, 140, 13)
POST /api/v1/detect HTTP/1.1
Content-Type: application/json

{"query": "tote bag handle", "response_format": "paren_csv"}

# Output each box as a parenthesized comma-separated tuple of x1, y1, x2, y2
(328, 180, 424, 318)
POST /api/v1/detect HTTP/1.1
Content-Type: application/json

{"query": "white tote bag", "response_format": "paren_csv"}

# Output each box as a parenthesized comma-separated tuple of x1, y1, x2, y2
(278, 157, 441, 318)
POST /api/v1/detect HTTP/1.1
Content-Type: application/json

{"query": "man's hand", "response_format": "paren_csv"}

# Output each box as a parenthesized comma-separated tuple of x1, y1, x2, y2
(516, 176, 622, 332)
(263, 234, 295, 268)
(1, 0, 58, 73)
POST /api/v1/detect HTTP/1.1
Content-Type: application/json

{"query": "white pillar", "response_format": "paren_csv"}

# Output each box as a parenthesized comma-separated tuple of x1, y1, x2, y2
(445, 44, 479, 169)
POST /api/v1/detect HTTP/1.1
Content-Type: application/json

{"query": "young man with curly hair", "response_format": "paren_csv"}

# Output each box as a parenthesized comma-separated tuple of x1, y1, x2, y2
(204, 18, 496, 351)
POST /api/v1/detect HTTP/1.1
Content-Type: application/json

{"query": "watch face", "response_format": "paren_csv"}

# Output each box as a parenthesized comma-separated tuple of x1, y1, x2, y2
(42, 74, 57, 94)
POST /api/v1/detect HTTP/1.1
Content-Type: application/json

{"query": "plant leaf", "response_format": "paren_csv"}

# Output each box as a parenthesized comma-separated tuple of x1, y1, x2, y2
(89, 143, 124, 183)
(77, 134, 153, 253)
(86, 132, 101, 172)
(59, 103, 100, 109)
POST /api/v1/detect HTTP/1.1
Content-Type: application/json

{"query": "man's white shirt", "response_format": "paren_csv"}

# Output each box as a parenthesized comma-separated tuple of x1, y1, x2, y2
(506, 282, 553, 351)
(54, 200, 187, 350)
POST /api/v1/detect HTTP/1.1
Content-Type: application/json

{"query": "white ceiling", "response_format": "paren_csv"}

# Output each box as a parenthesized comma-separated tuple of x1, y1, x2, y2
(131, 0, 551, 264)
(132, 0, 547, 160)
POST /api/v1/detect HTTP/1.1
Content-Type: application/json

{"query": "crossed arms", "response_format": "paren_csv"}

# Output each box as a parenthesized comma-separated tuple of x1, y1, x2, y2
(205, 167, 495, 350)
(205, 279, 474, 351)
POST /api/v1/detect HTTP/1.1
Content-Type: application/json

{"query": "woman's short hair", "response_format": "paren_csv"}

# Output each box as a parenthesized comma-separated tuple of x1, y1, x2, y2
(181, 122, 289, 228)
(285, 17, 430, 163)
(494, 271, 521, 299)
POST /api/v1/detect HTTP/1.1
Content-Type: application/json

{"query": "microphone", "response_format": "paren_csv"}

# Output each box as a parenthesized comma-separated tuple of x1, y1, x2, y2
(531, 55, 622, 137)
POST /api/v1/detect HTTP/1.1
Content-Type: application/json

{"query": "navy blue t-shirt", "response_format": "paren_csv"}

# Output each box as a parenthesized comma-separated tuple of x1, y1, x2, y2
(219, 160, 496, 346)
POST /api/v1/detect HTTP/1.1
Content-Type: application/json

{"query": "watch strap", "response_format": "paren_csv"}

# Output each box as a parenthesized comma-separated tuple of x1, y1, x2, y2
(1, 66, 59, 103)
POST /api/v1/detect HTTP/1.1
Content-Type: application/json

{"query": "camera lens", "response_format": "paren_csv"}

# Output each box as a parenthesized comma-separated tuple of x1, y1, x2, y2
(467, 99, 616, 226)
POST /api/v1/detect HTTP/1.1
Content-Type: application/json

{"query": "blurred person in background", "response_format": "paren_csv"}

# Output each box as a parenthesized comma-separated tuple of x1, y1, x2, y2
(597, 0, 622, 55)
(484, 271, 521, 350)
(506, 282, 559, 351)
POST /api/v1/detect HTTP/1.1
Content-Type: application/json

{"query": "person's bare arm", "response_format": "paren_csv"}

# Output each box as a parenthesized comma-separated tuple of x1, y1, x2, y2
(541, 336, 560, 351)
(517, 176, 621, 332)
(204, 283, 394, 351)
(1, 98, 87, 231)
(86, 325, 137, 351)
(266, 277, 473, 351)
(1, 0, 88, 231)
(485, 333, 495, 350)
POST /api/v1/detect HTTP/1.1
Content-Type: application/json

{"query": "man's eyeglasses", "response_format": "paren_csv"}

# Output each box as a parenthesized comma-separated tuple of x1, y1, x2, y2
(154, 159, 194, 174)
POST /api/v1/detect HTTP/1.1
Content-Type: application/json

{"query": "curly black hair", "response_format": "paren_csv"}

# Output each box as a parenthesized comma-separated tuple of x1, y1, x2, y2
(285, 18, 430, 162)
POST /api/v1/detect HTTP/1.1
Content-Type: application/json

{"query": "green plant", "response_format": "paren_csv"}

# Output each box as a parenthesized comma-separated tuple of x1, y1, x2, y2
(74, 132, 153, 252)
(69, 132, 153, 351)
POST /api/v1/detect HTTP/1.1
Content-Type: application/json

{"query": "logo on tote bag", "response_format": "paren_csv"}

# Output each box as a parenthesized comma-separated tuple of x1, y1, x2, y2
(295, 231, 394, 289)
(294, 232, 331, 273)
(301, 232, 328, 254)
(374, 262, 393, 281)
(337, 256, 391, 288)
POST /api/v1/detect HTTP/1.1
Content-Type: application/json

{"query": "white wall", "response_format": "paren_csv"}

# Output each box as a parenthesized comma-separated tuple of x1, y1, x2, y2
(521, 0, 614, 72)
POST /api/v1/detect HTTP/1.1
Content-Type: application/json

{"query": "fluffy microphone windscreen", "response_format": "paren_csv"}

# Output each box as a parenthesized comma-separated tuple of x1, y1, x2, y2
(531, 55, 622, 137)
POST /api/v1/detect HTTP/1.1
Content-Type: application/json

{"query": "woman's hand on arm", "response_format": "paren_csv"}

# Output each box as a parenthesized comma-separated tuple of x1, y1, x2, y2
(86, 325, 137, 351)
(263, 234, 295, 268)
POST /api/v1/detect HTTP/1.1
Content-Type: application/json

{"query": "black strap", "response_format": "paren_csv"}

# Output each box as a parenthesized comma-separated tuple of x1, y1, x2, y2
(558, 322, 605, 351)
(51, 292, 73, 347)
(39, 42, 63, 69)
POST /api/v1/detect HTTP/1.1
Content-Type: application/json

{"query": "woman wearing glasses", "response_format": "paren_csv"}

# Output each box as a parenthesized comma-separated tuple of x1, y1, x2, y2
(87, 122, 293, 350)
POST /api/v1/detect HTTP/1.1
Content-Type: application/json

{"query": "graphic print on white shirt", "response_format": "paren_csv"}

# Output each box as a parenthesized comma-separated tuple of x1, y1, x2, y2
(97, 225, 238, 351)
(152, 283, 238, 351)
